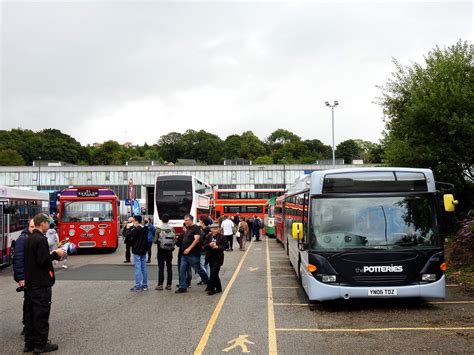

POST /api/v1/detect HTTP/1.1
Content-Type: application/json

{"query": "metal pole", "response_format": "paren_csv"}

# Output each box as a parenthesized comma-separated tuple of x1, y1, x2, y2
(331, 106, 335, 166)
(38, 159, 41, 191)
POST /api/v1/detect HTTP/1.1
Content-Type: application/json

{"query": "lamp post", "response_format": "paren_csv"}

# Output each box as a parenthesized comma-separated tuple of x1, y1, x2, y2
(325, 100, 339, 166)
(37, 156, 41, 191)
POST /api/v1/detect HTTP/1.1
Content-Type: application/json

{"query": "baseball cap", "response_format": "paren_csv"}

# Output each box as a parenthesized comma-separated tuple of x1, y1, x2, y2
(33, 213, 52, 225)
(210, 223, 220, 228)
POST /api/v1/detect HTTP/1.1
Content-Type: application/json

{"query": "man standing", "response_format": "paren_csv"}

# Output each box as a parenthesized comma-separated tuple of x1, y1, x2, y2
(24, 213, 65, 353)
(204, 223, 229, 295)
(144, 217, 155, 263)
(154, 214, 175, 291)
(126, 215, 148, 292)
(221, 216, 235, 251)
(175, 214, 209, 293)
(252, 215, 262, 242)
(122, 217, 134, 263)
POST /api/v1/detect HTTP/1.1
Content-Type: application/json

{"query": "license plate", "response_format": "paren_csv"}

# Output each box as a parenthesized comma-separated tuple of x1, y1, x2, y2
(368, 288, 398, 296)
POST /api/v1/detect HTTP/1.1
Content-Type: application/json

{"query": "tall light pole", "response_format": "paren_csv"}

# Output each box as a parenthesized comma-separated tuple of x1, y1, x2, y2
(37, 156, 42, 191)
(325, 100, 339, 166)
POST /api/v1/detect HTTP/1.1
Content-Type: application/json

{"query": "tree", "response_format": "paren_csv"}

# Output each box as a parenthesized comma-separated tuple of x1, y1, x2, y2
(377, 40, 474, 209)
(0, 149, 25, 165)
(336, 139, 362, 164)
(254, 155, 273, 164)
(157, 132, 185, 163)
(238, 131, 267, 160)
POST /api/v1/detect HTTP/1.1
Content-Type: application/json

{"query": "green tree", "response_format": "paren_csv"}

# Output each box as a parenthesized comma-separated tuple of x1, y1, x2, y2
(91, 140, 129, 165)
(222, 135, 242, 160)
(239, 131, 267, 160)
(158, 132, 185, 163)
(377, 40, 474, 208)
(336, 139, 362, 163)
(0, 149, 26, 165)
(254, 155, 273, 164)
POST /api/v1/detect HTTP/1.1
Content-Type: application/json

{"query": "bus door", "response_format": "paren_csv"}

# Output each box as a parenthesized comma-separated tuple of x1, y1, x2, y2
(297, 193, 310, 251)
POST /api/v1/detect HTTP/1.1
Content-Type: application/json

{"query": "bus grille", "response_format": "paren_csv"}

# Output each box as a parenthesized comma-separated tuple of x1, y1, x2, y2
(352, 275, 407, 284)
(78, 241, 96, 248)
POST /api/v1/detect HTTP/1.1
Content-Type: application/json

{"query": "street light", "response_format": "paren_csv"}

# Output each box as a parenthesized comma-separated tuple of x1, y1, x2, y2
(325, 100, 339, 166)
(37, 156, 41, 191)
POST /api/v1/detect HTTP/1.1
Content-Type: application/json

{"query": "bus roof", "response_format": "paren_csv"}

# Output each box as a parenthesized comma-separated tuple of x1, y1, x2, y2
(0, 186, 49, 201)
(288, 167, 436, 195)
(60, 186, 118, 198)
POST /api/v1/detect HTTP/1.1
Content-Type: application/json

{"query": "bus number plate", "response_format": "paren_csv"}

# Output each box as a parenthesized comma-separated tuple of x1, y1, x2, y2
(368, 288, 398, 296)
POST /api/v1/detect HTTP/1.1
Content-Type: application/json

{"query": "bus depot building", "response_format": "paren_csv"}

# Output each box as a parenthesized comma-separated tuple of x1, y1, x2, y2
(0, 163, 365, 215)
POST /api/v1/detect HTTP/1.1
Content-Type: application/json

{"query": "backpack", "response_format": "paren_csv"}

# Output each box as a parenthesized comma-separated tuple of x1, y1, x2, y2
(158, 228, 176, 251)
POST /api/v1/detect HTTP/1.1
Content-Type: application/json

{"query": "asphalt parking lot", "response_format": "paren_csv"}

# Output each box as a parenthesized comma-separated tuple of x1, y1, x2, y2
(1, 236, 472, 354)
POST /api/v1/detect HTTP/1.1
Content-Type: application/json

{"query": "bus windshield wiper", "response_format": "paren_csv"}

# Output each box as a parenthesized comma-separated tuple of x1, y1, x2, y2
(368, 242, 430, 257)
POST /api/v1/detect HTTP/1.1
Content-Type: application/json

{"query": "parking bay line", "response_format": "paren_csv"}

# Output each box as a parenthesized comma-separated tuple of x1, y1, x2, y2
(266, 237, 278, 354)
(194, 240, 255, 355)
(274, 301, 474, 307)
(276, 327, 474, 333)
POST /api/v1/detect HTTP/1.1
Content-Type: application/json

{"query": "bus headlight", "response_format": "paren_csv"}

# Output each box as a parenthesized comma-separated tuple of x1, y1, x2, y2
(98, 229, 105, 236)
(421, 274, 436, 282)
(102, 241, 107, 246)
(322, 275, 337, 283)
(69, 229, 75, 237)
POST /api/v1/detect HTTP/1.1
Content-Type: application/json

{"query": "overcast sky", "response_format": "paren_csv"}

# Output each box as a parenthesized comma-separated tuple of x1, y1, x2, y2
(1, 0, 472, 147)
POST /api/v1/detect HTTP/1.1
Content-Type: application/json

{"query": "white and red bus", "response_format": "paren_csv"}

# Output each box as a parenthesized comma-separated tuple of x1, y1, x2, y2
(0, 186, 49, 267)
(58, 186, 120, 252)
(154, 175, 213, 233)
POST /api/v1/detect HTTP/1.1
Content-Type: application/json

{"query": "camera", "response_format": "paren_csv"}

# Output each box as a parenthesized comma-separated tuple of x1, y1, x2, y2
(16, 286, 25, 292)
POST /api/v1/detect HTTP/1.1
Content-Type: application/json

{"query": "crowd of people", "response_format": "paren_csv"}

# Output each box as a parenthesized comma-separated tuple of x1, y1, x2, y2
(121, 213, 264, 295)
(11, 212, 263, 353)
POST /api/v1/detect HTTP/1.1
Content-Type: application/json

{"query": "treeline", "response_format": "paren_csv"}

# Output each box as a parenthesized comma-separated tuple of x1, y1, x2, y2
(0, 128, 382, 166)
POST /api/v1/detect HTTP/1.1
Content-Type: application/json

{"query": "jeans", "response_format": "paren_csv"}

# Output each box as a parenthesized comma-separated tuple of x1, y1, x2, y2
(177, 254, 192, 287)
(179, 254, 209, 289)
(157, 249, 173, 286)
(200, 253, 210, 277)
(133, 254, 148, 288)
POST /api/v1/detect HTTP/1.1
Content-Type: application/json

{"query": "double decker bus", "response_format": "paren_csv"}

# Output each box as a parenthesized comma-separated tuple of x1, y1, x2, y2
(0, 186, 49, 267)
(58, 186, 120, 251)
(213, 189, 285, 221)
(263, 197, 278, 237)
(282, 168, 457, 301)
(154, 175, 213, 233)
(274, 195, 285, 244)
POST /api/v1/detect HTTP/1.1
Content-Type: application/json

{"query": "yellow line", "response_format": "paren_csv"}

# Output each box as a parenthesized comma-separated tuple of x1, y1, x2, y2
(266, 237, 278, 354)
(428, 301, 474, 304)
(273, 286, 299, 289)
(276, 327, 474, 333)
(194, 240, 254, 355)
(274, 303, 310, 307)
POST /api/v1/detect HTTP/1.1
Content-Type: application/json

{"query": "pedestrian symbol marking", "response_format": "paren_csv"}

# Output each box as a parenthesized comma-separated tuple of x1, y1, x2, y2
(248, 267, 259, 272)
(222, 335, 255, 353)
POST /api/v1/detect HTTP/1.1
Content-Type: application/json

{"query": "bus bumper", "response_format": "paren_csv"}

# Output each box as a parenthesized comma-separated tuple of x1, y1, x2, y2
(304, 271, 446, 301)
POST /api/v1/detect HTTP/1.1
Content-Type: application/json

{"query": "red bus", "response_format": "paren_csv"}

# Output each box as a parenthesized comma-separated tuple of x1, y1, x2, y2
(213, 189, 285, 221)
(58, 186, 120, 252)
(274, 194, 285, 244)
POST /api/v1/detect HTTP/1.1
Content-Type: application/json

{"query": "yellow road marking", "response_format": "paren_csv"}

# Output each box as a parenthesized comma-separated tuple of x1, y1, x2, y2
(276, 327, 474, 333)
(273, 286, 299, 289)
(274, 303, 310, 306)
(274, 301, 474, 306)
(194, 240, 254, 355)
(428, 301, 474, 304)
(266, 237, 278, 354)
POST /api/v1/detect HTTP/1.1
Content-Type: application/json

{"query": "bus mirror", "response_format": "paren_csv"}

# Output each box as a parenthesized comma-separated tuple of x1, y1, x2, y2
(443, 194, 458, 212)
(292, 223, 304, 240)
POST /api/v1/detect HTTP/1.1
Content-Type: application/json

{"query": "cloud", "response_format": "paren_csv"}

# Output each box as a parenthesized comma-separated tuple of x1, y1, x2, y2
(1, 1, 472, 147)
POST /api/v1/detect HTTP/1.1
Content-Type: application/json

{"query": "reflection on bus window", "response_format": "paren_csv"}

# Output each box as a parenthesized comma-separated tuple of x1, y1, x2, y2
(61, 201, 113, 222)
(311, 195, 438, 250)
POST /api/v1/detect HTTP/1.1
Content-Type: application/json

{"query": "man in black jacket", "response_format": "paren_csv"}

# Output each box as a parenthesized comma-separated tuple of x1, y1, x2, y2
(124, 215, 148, 292)
(12, 218, 35, 335)
(24, 213, 65, 354)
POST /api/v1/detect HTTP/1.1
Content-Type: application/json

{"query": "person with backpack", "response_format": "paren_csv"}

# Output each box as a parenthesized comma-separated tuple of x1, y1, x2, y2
(144, 217, 155, 263)
(238, 218, 249, 251)
(153, 214, 175, 291)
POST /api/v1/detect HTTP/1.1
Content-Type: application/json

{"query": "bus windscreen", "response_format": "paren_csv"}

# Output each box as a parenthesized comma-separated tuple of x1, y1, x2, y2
(155, 180, 193, 219)
(60, 201, 113, 222)
(310, 195, 439, 250)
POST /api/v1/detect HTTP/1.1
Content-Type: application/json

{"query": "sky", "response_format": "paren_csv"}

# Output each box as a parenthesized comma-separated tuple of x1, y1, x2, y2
(1, 0, 472, 147)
